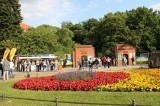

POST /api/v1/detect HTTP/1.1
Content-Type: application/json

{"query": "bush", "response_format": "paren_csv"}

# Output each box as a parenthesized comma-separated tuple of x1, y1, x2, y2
(55, 71, 95, 81)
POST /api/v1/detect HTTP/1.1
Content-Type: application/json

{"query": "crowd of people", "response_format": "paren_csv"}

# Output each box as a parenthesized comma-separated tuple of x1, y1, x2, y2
(0, 55, 135, 81)
(0, 58, 14, 81)
(0, 58, 60, 81)
(77, 56, 135, 72)
(15, 59, 59, 72)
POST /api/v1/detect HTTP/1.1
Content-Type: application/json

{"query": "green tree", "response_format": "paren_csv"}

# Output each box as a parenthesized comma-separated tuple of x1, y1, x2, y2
(126, 7, 158, 52)
(17, 24, 75, 55)
(0, 0, 22, 57)
(57, 28, 75, 54)
(97, 12, 128, 55)
(17, 25, 61, 55)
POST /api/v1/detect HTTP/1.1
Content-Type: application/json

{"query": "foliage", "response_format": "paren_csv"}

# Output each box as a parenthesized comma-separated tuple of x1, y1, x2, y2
(16, 25, 74, 55)
(96, 69, 160, 92)
(0, 0, 22, 56)
(13, 72, 129, 91)
(55, 71, 95, 81)
(64, 7, 160, 56)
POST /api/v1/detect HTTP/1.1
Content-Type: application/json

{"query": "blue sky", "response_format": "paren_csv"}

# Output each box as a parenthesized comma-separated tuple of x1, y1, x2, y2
(20, 0, 160, 27)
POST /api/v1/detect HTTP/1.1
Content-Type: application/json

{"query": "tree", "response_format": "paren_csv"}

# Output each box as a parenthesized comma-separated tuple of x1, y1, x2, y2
(96, 12, 128, 55)
(17, 24, 75, 55)
(17, 25, 62, 55)
(57, 28, 75, 54)
(126, 7, 158, 52)
(0, 0, 22, 56)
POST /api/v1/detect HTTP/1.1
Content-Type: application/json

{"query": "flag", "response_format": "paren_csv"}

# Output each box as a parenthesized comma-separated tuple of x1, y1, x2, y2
(3, 48, 10, 60)
(10, 48, 17, 61)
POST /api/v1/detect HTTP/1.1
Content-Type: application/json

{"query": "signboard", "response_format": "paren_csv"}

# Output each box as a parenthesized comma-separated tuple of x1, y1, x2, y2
(118, 54, 122, 60)
(136, 53, 149, 62)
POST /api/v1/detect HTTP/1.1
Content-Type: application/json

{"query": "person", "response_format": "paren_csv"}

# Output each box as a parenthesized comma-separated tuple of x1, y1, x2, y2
(95, 58, 99, 69)
(3, 58, 10, 80)
(63, 58, 67, 68)
(54, 59, 59, 71)
(88, 58, 93, 72)
(77, 58, 81, 70)
(102, 56, 107, 68)
(131, 56, 135, 66)
(115, 58, 118, 66)
(107, 57, 111, 68)
(0, 60, 3, 79)
(122, 56, 127, 66)
(36, 60, 40, 72)
(81, 58, 85, 70)
(9, 60, 14, 78)
(50, 60, 54, 71)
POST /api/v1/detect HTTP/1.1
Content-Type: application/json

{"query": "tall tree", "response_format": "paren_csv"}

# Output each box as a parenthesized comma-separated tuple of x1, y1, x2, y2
(17, 25, 75, 55)
(97, 12, 128, 56)
(17, 25, 61, 55)
(0, 0, 22, 56)
(0, 0, 22, 42)
(126, 7, 158, 52)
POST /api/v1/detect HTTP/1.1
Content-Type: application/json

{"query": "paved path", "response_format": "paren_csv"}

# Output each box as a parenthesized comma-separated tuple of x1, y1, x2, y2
(1, 64, 148, 80)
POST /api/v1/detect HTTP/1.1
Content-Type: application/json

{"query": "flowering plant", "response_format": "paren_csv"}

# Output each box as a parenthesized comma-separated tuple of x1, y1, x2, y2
(13, 71, 129, 91)
(55, 71, 95, 81)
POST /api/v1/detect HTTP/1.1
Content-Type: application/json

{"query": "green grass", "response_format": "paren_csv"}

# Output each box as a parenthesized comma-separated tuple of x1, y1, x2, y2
(0, 79, 160, 106)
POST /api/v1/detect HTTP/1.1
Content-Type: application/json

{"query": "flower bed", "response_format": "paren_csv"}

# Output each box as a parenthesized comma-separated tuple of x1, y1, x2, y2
(96, 69, 160, 92)
(13, 72, 129, 91)
(55, 71, 95, 81)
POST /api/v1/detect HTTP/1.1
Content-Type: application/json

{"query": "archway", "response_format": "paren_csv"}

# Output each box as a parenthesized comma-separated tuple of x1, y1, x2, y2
(72, 45, 95, 68)
(115, 44, 136, 65)
(123, 54, 129, 65)
(81, 55, 88, 67)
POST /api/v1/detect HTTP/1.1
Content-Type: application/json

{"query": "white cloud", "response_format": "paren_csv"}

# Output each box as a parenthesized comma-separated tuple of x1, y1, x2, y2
(19, 0, 75, 26)
(151, 3, 160, 11)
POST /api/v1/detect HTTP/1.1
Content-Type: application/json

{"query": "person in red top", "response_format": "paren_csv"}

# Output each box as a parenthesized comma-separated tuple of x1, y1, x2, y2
(102, 56, 107, 68)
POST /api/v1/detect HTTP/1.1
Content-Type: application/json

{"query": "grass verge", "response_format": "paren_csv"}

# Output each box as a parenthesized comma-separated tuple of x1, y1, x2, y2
(0, 79, 160, 106)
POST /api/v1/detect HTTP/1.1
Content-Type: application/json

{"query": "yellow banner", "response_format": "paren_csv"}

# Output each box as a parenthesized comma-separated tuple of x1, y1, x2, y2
(10, 48, 17, 61)
(3, 48, 10, 60)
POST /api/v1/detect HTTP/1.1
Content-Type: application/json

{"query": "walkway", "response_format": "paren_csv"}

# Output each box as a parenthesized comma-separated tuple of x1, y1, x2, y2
(13, 64, 148, 79)
(0, 64, 148, 80)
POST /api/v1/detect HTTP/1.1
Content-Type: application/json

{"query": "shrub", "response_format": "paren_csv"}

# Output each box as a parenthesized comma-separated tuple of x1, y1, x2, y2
(55, 71, 95, 81)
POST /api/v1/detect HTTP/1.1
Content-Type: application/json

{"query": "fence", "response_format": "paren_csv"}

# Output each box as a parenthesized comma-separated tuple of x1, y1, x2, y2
(0, 92, 151, 106)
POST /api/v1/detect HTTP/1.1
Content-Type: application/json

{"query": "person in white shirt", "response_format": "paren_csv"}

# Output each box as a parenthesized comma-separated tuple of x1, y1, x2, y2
(9, 61, 14, 78)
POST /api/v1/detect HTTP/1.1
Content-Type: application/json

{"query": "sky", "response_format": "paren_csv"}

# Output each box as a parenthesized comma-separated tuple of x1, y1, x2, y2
(19, 0, 160, 27)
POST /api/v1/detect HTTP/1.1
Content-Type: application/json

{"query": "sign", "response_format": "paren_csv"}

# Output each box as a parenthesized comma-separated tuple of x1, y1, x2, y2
(136, 53, 149, 62)
(118, 54, 122, 60)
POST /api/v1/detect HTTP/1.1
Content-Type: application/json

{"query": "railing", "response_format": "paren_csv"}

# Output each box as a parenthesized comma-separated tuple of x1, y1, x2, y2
(1, 92, 151, 106)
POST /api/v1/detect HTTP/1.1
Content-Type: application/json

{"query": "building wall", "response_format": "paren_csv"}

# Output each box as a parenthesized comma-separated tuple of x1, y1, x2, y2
(115, 44, 136, 65)
(73, 45, 95, 68)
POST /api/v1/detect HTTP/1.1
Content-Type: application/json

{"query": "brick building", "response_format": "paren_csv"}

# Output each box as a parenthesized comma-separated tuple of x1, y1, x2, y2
(115, 44, 136, 65)
(72, 45, 95, 68)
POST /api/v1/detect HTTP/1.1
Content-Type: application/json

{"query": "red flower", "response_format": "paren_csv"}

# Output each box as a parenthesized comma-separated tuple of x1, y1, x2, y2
(13, 72, 130, 91)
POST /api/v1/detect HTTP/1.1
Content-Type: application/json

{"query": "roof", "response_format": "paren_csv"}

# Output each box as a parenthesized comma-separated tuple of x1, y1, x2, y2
(20, 23, 32, 30)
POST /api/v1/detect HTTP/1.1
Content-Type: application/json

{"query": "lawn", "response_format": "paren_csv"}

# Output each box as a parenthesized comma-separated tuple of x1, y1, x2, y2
(0, 79, 160, 106)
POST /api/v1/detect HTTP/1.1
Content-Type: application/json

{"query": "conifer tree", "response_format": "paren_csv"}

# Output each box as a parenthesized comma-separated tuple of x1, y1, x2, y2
(0, 0, 22, 41)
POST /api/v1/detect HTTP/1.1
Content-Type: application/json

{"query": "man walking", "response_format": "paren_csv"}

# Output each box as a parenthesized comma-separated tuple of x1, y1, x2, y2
(3, 58, 10, 80)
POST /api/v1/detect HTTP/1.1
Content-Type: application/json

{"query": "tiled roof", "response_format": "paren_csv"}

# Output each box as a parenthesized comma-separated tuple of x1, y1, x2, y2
(20, 23, 32, 30)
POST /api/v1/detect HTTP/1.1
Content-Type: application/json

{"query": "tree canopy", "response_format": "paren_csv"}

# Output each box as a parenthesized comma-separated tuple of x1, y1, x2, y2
(1, 5, 160, 57)
(16, 25, 74, 55)
(64, 7, 160, 56)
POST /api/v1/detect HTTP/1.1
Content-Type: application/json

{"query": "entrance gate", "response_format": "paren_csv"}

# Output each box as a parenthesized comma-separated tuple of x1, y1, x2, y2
(72, 45, 95, 68)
